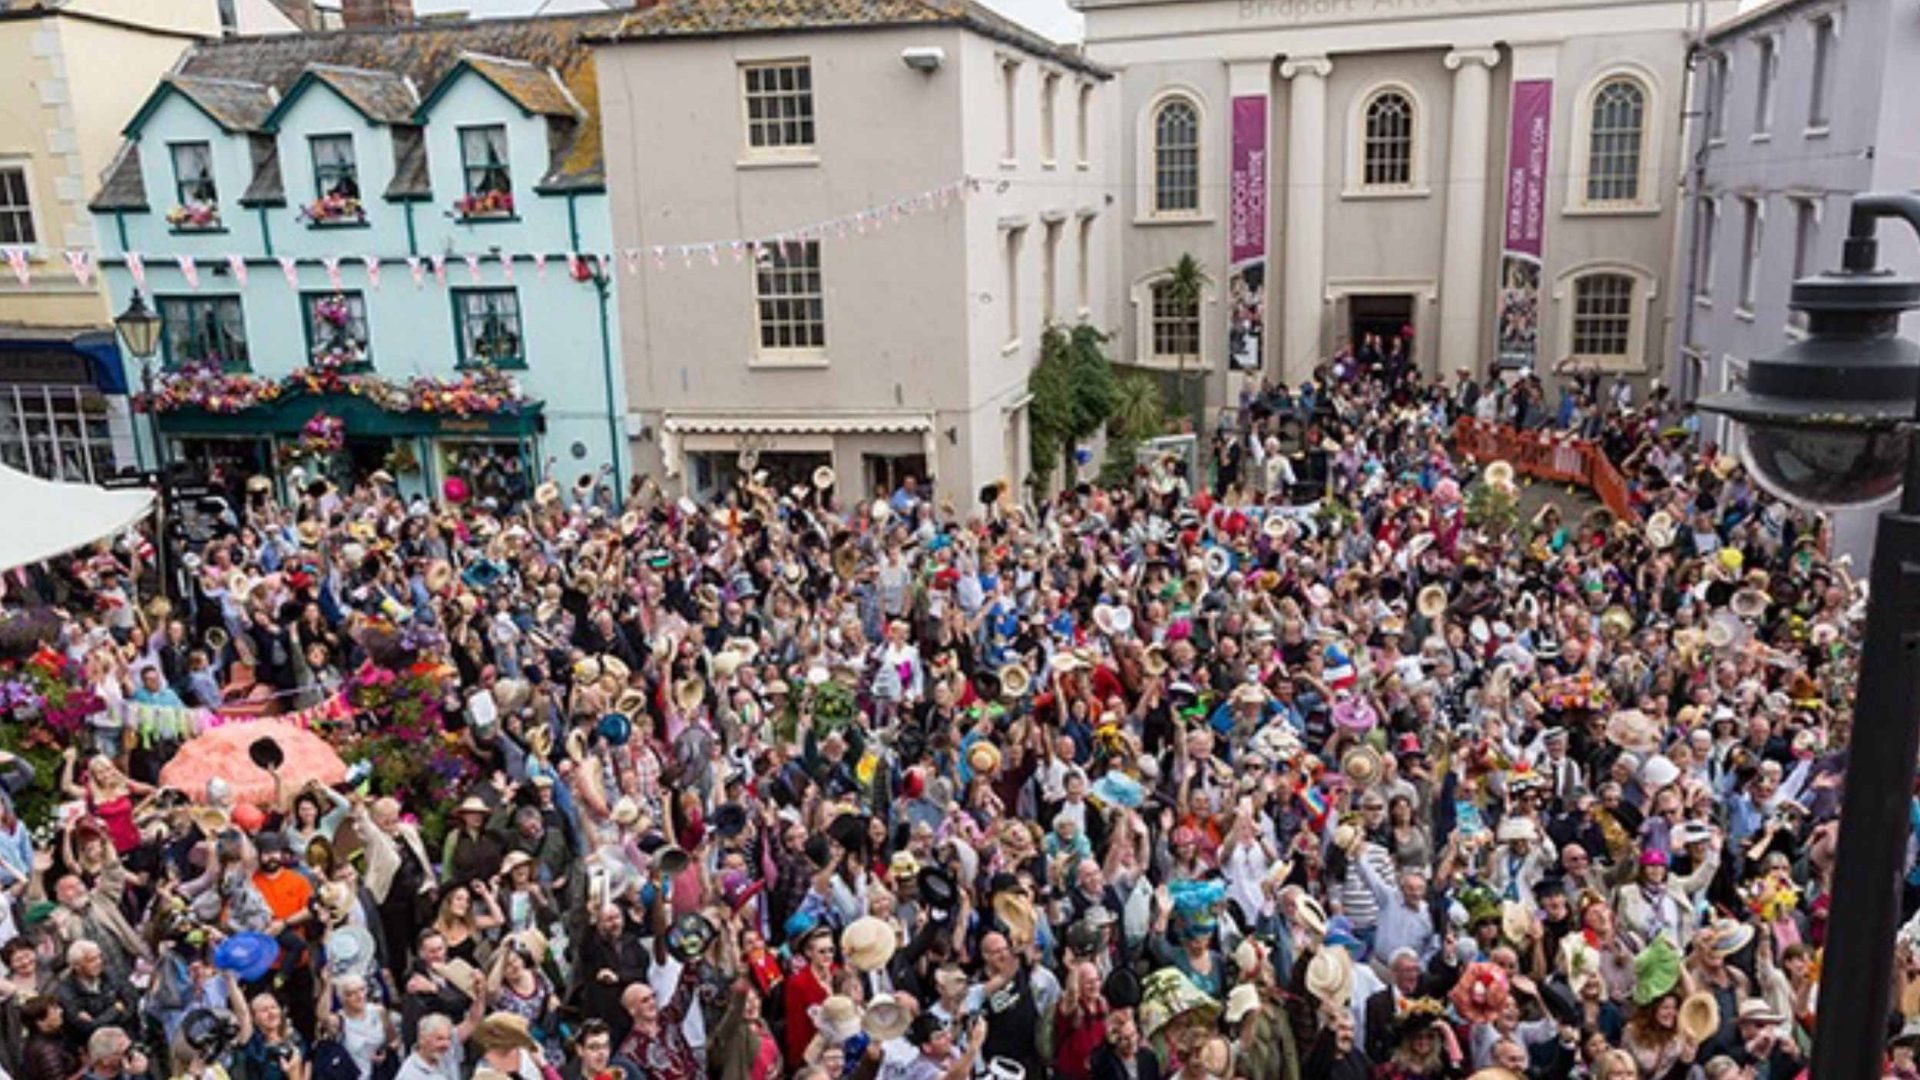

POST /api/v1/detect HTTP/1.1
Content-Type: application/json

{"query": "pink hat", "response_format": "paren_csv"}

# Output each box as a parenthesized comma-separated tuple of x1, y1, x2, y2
(1640, 848, 1670, 868)
(1332, 696, 1378, 733)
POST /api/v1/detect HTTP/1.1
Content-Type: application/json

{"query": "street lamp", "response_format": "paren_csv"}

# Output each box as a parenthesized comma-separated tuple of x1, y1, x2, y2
(113, 290, 165, 470)
(1698, 192, 1920, 1080)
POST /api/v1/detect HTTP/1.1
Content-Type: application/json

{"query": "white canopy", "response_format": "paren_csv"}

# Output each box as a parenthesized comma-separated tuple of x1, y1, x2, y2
(0, 464, 155, 574)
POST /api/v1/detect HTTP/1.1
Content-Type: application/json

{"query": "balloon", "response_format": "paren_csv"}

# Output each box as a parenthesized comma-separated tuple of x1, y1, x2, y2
(443, 476, 469, 503)
(230, 802, 266, 832)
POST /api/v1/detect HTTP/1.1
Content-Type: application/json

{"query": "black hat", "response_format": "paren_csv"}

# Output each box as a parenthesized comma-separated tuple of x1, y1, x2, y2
(665, 912, 717, 962)
(1102, 966, 1142, 1009)
(826, 813, 868, 851)
(248, 737, 285, 771)
(804, 834, 833, 870)
(711, 803, 749, 839)
(917, 866, 958, 911)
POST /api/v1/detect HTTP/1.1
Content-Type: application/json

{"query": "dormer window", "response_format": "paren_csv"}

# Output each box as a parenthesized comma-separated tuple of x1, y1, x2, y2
(167, 142, 221, 231)
(456, 124, 513, 218)
(303, 134, 364, 225)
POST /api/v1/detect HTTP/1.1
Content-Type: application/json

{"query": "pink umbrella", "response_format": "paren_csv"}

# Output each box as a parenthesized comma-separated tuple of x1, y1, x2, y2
(159, 719, 349, 808)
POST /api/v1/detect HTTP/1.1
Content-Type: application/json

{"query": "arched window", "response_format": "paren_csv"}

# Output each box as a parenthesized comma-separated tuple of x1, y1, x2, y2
(1570, 272, 1636, 359)
(1153, 98, 1200, 214)
(1362, 91, 1414, 187)
(1150, 279, 1201, 359)
(1586, 78, 1647, 204)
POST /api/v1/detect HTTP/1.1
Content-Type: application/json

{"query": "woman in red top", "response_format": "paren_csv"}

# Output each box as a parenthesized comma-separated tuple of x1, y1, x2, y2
(782, 926, 837, 1068)
(60, 750, 149, 856)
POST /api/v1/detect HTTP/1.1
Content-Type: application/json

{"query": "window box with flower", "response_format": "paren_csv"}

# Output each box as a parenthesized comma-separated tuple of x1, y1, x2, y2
(166, 202, 223, 233)
(300, 193, 366, 228)
(452, 190, 515, 222)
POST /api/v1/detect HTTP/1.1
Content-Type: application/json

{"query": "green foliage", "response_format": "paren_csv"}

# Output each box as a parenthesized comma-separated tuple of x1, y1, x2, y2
(1099, 374, 1168, 486)
(1465, 480, 1521, 538)
(1030, 323, 1120, 485)
(1164, 253, 1205, 310)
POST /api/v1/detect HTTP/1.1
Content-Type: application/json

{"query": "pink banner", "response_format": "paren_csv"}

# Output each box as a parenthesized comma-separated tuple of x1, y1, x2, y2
(1502, 80, 1553, 258)
(1229, 95, 1267, 373)
(1229, 97, 1267, 265)
(1496, 79, 1552, 370)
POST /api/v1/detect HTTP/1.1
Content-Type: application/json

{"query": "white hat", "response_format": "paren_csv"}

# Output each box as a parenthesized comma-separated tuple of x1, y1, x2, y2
(1641, 755, 1681, 791)
(1225, 983, 1263, 1024)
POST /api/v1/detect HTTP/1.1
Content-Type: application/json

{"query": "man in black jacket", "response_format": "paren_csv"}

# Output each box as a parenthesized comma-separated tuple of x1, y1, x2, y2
(1089, 1009, 1161, 1080)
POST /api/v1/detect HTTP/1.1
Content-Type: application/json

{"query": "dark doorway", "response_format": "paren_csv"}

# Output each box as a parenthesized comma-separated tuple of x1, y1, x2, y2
(1349, 294, 1415, 364)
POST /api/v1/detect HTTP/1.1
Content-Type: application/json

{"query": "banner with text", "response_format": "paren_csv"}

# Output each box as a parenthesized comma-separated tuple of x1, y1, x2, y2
(1228, 96, 1268, 373)
(1495, 79, 1553, 371)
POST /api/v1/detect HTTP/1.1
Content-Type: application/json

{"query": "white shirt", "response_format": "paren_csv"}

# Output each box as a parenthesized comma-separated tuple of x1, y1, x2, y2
(650, 957, 706, 1051)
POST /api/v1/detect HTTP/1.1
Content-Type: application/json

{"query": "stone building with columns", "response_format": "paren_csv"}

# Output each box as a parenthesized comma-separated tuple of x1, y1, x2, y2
(1075, 0, 1733, 413)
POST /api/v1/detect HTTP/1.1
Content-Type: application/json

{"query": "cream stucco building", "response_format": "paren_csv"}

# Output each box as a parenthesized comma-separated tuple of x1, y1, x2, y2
(1076, 0, 1734, 412)
(592, 0, 1117, 506)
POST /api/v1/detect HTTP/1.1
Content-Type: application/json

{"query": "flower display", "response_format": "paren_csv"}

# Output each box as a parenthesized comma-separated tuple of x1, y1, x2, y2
(298, 412, 345, 456)
(453, 190, 513, 218)
(165, 202, 220, 230)
(135, 362, 527, 418)
(299, 193, 365, 224)
(134, 362, 284, 415)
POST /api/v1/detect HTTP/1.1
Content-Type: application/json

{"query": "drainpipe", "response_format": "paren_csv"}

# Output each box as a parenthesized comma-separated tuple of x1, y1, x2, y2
(404, 202, 418, 257)
(569, 193, 624, 496)
(1676, 0, 1711, 411)
(257, 206, 274, 257)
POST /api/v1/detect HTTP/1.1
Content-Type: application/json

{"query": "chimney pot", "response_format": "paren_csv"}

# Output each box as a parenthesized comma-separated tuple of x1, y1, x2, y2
(342, 0, 415, 27)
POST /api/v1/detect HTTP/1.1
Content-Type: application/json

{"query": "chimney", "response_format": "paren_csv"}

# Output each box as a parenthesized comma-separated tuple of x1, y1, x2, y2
(342, 0, 415, 27)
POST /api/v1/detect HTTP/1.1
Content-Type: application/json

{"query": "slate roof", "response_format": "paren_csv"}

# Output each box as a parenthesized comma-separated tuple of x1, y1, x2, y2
(90, 144, 147, 213)
(601, 0, 1106, 77)
(90, 11, 626, 214)
(301, 64, 420, 124)
(156, 76, 281, 134)
(458, 53, 582, 118)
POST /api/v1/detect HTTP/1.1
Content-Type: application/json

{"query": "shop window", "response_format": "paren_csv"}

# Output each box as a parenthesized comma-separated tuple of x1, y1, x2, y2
(0, 386, 117, 482)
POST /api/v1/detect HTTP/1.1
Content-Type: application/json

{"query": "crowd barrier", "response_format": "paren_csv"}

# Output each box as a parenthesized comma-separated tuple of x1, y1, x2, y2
(1452, 417, 1637, 522)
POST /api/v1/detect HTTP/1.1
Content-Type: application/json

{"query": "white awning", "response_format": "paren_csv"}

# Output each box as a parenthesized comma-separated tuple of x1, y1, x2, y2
(0, 464, 155, 574)
(663, 413, 933, 435)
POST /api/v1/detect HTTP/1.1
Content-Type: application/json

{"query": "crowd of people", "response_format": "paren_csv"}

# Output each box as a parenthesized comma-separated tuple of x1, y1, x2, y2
(0, 354, 1889, 1080)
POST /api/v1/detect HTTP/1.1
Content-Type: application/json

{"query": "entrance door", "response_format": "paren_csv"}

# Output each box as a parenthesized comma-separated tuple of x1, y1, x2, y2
(1349, 294, 1415, 364)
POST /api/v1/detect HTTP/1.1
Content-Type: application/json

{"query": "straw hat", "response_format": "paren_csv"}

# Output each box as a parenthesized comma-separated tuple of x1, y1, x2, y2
(1678, 992, 1722, 1044)
(813, 465, 836, 490)
(1262, 513, 1289, 541)
(810, 996, 863, 1043)
(674, 677, 706, 714)
(999, 662, 1031, 698)
(1645, 510, 1677, 549)
(841, 916, 897, 973)
(1730, 587, 1771, 620)
(1500, 900, 1536, 944)
(1341, 745, 1382, 786)
(864, 999, 910, 1042)
(1306, 948, 1355, 1009)
(1294, 895, 1328, 936)
(1484, 460, 1516, 489)
(1605, 709, 1662, 756)
(425, 560, 454, 593)
(711, 649, 748, 680)
(967, 741, 1002, 774)
(1416, 584, 1448, 618)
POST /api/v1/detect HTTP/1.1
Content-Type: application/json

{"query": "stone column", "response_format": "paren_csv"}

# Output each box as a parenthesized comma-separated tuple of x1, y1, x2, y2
(1280, 55, 1331, 384)
(1438, 47, 1502, 376)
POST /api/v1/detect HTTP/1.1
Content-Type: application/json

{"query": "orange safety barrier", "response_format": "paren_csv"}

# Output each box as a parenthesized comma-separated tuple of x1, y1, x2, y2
(1452, 417, 1637, 521)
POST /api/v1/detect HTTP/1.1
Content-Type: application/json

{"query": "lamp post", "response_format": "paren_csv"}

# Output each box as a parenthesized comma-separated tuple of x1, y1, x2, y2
(113, 289, 172, 601)
(113, 290, 164, 471)
(1697, 192, 1920, 1080)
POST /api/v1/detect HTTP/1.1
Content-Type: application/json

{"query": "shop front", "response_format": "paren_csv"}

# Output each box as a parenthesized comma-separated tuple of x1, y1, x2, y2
(661, 413, 937, 505)
(152, 391, 544, 502)
(0, 326, 134, 482)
